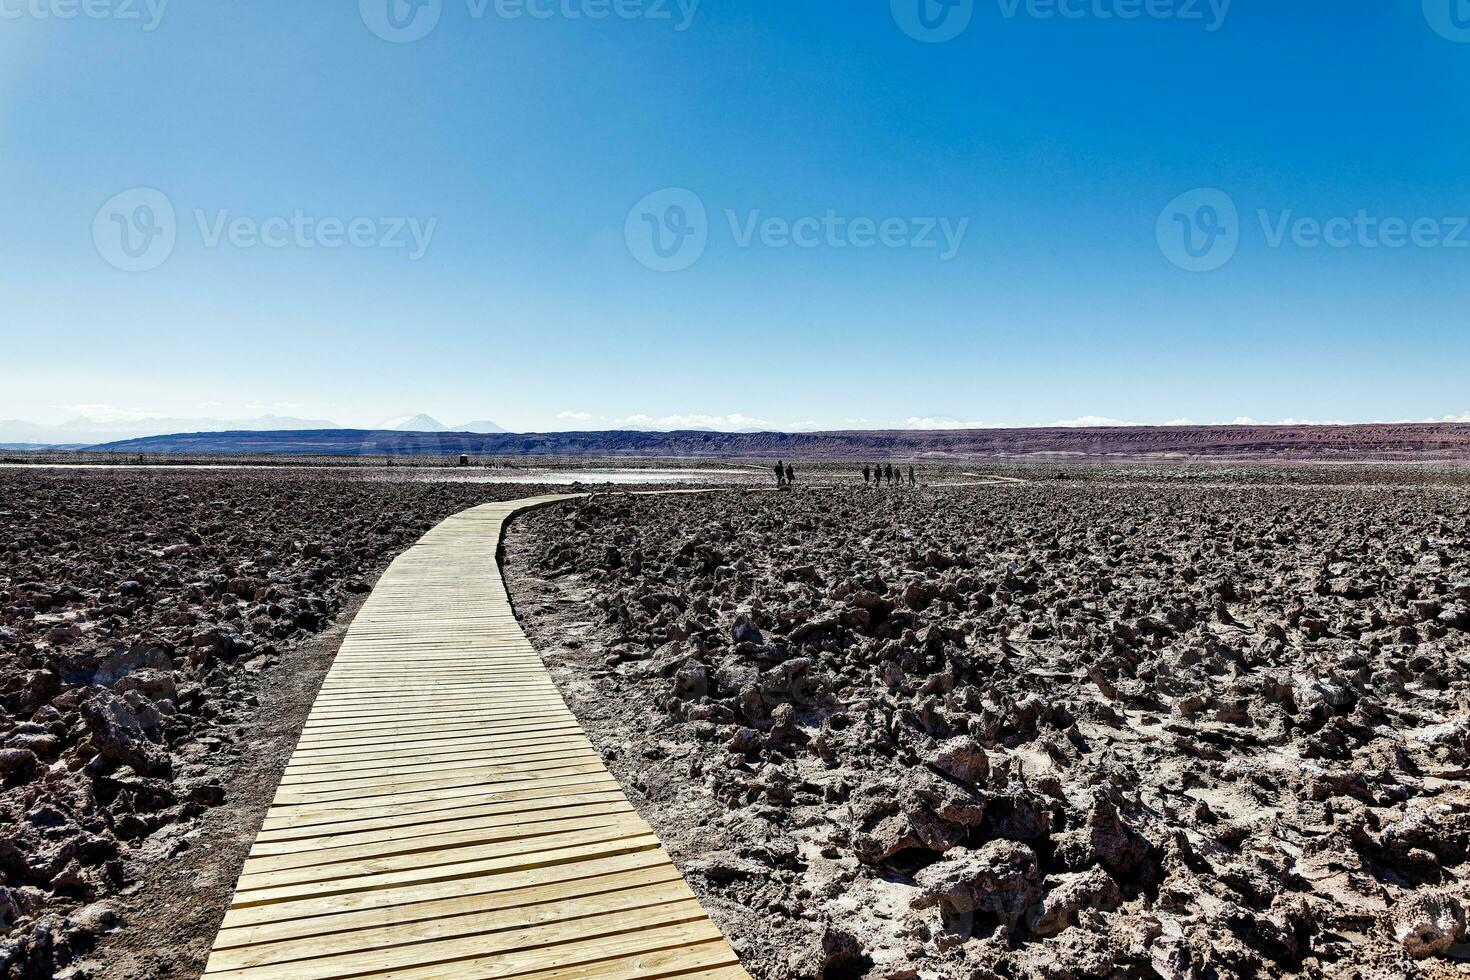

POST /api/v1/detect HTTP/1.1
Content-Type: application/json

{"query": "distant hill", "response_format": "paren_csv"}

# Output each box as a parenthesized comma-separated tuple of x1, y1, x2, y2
(456, 420, 508, 434)
(0, 413, 339, 447)
(83, 423, 1470, 461)
(375, 415, 507, 433)
(377, 414, 448, 432)
(0, 412, 509, 449)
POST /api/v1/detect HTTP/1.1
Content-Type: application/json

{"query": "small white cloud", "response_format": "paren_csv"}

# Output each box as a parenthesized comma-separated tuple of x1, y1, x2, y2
(1229, 417, 1259, 425)
(1162, 418, 1195, 426)
(895, 417, 993, 430)
(895, 415, 1135, 430)
(243, 401, 301, 415)
(61, 403, 154, 423)
(557, 411, 594, 421)
(612, 412, 775, 431)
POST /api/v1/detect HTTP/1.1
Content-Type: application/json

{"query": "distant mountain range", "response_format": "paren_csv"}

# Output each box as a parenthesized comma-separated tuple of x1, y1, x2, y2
(0, 443, 92, 452)
(375, 414, 447, 432)
(0, 414, 340, 447)
(376, 415, 508, 434)
(61, 421, 1470, 461)
(0, 412, 505, 447)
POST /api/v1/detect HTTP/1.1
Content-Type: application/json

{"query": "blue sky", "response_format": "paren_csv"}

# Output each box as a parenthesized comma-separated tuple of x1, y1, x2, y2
(3, 0, 1469, 432)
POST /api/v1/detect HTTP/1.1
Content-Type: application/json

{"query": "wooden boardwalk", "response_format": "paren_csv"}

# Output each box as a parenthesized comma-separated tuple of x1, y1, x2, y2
(203, 495, 749, 980)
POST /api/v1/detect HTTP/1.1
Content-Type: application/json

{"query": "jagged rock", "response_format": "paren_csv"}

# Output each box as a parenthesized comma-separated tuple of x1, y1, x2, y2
(1, 470, 552, 978)
(1437, 605, 1470, 630)
(672, 660, 709, 700)
(499, 472, 1470, 980)
(788, 924, 867, 979)
(852, 774, 986, 864)
(1392, 891, 1465, 959)
(90, 645, 174, 686)
(912, 840, 1042, 934)
(0, 749, 39, 778)
(113, 668, 177, 703)
(81, 691, 171, 777)
(926, 736, 990, 785)
(1053, 793, 1152, 876)
(1030, 867, 1124, 936)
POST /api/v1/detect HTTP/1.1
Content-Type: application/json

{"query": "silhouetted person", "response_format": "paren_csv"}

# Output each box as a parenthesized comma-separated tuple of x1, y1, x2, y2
(884, 463, 894, 485)
(862, 464, 871, 486)
(908, 466, 916, 486)
(774, 460, 785, 487)
(785, 463, 795, 486)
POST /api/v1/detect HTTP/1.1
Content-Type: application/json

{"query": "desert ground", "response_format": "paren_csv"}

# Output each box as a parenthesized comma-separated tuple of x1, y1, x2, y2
(0, 467, 607, 978)
(1, 461, 1468, 978)
(504, 464, 1470, 979)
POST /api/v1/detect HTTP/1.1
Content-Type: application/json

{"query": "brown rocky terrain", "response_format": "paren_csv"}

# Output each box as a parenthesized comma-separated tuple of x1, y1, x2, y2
(5, 462, 1469, 980)
(0, 469, 579, 979)
(505, 472, 1470, 979)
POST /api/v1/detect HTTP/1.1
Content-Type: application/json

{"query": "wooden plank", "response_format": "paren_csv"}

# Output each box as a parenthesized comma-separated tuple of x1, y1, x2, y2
(219, 836, 668, 932)
(240, 806, 642, 876)
(245, 799, 635, 863)
(207, 879, 699, 973)
(352, 923, 734, 980)
(233, 815, 653, 891)
(204, 495, 748, 980)
(258, 774, 624, 836)
(207, 909, 724, 980)
(289, 718, 583, 752)
(276, 746, 607, 791)
(269, 759, 613, 808)
(281, 734, 594, 776)
(215, 852, 678, 948)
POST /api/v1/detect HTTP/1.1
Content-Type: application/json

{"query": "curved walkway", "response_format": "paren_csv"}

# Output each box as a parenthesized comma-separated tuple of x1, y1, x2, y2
(203, 494, 749, 980)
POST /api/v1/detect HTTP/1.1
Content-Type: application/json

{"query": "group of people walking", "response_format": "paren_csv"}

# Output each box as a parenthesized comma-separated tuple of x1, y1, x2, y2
(865, 463, 915, 487)
(768, 460, 918, 487)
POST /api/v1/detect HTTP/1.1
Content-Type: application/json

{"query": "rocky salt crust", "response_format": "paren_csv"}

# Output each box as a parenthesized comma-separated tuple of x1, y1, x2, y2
(0, 469, 569, 978)
(505, 476, 1470, 979)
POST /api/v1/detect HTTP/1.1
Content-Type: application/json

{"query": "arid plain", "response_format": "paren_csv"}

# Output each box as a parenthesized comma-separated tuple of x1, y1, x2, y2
(1, 460, 1468, 979)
